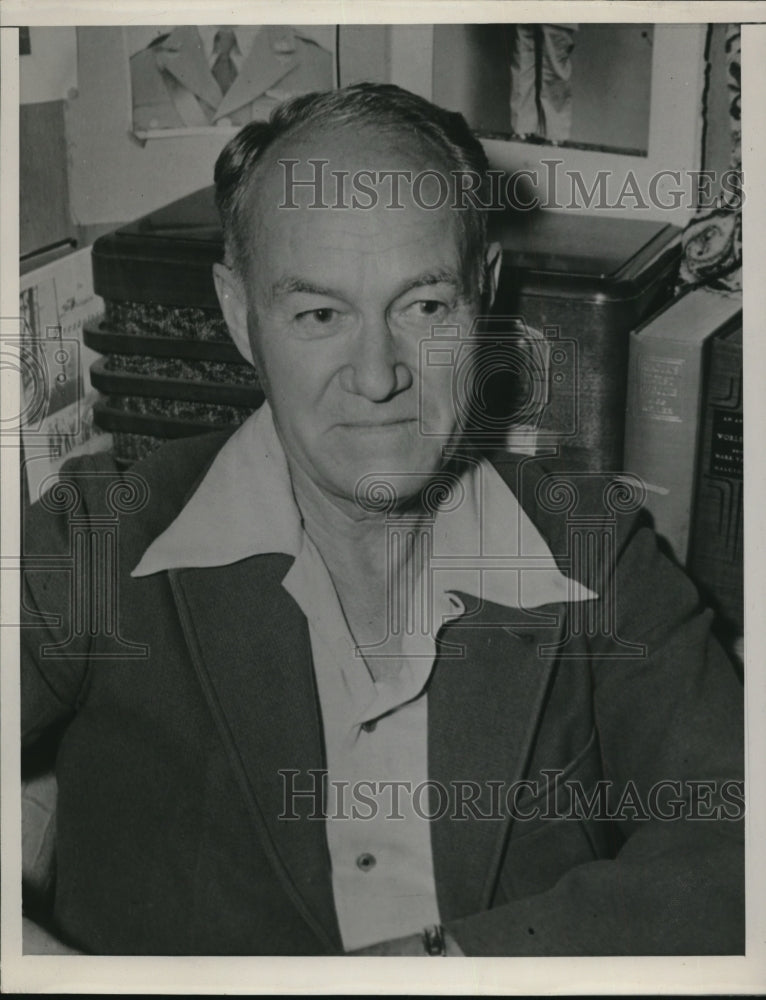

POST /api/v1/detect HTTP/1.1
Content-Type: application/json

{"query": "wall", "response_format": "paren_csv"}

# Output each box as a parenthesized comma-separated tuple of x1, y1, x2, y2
(28, 23, 731, 239)
(19, 26, 78, 258)
(20, 101, 74, 257)
(65, 25, 391, 232)
(66, 27, 231, 230)
(338, 25, 390, 87)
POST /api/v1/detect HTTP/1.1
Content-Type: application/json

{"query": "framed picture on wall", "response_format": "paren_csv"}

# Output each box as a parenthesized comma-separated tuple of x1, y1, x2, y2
(391, 22, 707, 225)
(127, 24, 337, 139)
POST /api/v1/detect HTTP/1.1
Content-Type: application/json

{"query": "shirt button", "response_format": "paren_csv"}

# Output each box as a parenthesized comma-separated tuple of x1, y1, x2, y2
(361, 720, 377, 733)
(356, 852, 377, 872)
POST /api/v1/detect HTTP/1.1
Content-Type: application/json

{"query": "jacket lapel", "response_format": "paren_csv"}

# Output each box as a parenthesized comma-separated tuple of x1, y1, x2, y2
(428, 595, 567, 921)
(168, 554, 341, 952)
(155, 26, 223, 113)
(213, 27, 298, 121)
(169, 551, 567, 937)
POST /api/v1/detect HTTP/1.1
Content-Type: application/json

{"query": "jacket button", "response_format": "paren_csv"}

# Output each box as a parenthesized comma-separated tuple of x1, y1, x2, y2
(356, 852, 376, 872)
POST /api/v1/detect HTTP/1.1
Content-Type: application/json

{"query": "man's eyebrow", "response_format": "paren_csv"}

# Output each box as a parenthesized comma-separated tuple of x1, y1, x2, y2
(270, 277, 340, 300)
(269, 270, 463, 303)
(395, 269, 463, 297)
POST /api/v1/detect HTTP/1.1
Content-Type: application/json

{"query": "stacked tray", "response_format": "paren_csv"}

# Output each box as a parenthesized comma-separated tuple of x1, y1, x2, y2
(85, 299, 264, 465)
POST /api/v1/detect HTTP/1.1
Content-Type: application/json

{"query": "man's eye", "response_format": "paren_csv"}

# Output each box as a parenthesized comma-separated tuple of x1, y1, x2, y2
(417, 300, 447, 316)
(399, 300, 449, 323)
(297, 308, 337, 324)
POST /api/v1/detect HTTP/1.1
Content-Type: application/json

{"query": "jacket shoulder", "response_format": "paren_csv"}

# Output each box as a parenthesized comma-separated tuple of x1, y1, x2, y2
(488, 449, 652, 578)
(24, 430, 234, 555)
(126, 429, 235, 516)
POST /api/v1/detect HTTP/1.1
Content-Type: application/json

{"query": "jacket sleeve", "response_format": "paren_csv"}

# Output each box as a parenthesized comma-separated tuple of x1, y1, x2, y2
(21, 452, 123, 749)
(445, 508, 744, 956)
(21, 431, 230, 749)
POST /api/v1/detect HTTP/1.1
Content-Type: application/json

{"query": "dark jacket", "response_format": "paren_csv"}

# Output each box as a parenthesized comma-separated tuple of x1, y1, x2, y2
(21, 431, 744, 955)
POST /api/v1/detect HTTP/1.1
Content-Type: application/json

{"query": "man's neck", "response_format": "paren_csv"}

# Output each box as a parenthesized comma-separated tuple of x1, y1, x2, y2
(287, 457, 430, 583)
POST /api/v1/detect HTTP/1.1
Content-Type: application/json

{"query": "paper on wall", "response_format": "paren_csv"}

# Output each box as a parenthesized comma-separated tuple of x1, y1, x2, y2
(18, 247, 112, 504)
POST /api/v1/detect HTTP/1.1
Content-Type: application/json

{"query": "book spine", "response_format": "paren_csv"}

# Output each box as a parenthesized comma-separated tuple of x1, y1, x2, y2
(623, 330, 708, 562)
(687, 336, 743, 633)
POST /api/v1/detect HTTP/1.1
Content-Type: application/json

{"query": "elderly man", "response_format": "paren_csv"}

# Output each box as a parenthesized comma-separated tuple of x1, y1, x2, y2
(21, 83, 743, 957)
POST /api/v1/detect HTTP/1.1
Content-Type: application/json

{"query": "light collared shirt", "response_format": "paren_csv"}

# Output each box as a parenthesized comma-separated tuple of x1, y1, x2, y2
(133, 403, 596, 950)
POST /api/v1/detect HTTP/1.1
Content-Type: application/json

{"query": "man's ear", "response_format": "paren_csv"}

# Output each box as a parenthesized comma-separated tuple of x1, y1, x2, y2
(212, 262, 254, 365)
(483, 241, 503, 309)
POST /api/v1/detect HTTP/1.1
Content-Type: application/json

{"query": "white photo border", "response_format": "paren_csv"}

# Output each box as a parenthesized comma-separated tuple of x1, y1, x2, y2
(1, 2, 765, 994)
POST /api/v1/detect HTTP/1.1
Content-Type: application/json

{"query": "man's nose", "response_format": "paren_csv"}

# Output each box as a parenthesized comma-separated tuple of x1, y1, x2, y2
(340, 318, 413, 401)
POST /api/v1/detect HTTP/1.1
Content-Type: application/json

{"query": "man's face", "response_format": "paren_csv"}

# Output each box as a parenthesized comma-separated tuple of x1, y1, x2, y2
(219, 126, 494, 510)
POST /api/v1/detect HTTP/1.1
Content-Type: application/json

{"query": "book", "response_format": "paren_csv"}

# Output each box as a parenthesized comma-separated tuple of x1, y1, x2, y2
(687, 325, 743, 634)
(622, 286, 742, 563)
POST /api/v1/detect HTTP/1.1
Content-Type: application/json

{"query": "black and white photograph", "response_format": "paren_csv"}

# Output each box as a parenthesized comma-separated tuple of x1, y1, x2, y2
(1, 3, 764, 995)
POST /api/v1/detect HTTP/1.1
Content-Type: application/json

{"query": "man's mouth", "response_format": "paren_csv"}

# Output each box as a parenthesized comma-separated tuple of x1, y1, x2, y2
(339, 418, 416, 429)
